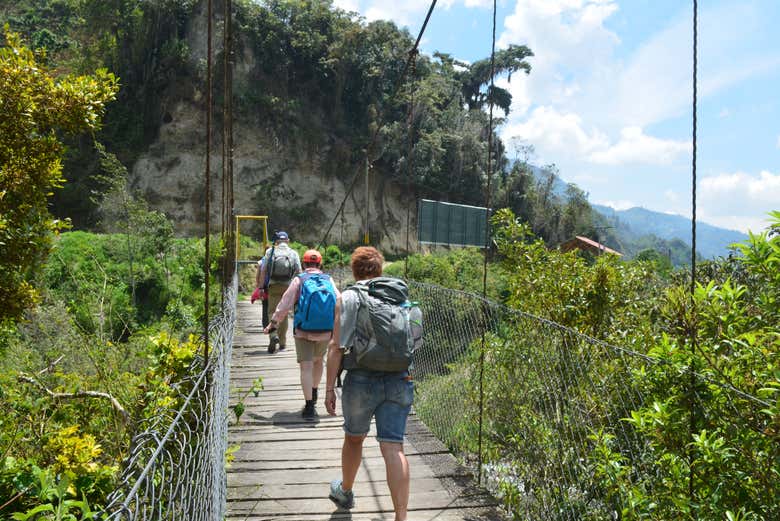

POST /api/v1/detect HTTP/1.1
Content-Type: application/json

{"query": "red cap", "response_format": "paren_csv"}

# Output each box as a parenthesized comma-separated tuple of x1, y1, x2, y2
(303, 249, 322, 264)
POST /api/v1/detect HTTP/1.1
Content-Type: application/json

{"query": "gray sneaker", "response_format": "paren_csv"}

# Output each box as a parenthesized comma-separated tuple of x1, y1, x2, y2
(328, 479, 354, 509)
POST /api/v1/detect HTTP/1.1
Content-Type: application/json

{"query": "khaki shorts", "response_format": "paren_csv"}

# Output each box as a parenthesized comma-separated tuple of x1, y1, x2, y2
(295, 337, 328, 363)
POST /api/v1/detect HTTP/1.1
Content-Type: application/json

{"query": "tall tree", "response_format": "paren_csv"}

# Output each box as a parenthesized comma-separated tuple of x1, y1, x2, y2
(0, 31, 118, 323)
(454, 44, 533, 115)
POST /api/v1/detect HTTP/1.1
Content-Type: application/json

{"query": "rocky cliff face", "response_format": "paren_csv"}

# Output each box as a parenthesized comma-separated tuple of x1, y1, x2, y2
(128, 3, 417, 253)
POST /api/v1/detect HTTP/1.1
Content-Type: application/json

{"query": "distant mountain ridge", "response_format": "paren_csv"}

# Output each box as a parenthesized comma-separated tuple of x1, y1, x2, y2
(593, 205, 747, 259)
(522, 162, 748, 259)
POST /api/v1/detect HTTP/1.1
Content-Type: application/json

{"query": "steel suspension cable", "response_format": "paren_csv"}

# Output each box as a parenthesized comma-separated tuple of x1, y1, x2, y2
(222, 0, 235, 286)
(477, 0, 498, 486)
(404, 51, 418, 277)
(688, 0, 699, 506)
(317, 0, 438, 249)
(203, 0, 213, 366)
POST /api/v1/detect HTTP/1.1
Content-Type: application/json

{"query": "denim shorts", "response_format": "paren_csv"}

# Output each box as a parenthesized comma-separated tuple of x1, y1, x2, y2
(341, 370, 414, 443)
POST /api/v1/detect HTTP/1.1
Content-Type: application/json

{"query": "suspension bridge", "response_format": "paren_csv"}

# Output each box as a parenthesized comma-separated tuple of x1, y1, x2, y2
(88, 0, 777, 518)
(224, 298, 504, 520)
(96, 266, 776, 520)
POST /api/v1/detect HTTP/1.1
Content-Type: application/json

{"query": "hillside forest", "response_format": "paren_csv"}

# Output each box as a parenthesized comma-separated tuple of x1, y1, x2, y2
(0, 0, 778, 520)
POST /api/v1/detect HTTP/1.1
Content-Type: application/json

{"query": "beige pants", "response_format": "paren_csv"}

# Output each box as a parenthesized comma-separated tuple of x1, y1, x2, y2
(267, 284, 290, 345)
(295, 337, 328, 363)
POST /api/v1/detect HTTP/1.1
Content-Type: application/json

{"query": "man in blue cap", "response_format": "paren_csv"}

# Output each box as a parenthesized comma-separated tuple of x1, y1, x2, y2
(256, 231, 302, 353)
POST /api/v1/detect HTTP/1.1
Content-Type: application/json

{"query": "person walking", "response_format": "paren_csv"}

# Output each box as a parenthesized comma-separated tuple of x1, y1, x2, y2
(324, 246, 422, 521)
(257, 231, 302, 353)
(265, 249, 339, 419)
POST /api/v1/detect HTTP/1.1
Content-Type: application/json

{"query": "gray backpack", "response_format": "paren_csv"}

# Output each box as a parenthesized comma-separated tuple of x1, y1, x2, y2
(269, 250, 295, 282)
(346, 277, 418, 372)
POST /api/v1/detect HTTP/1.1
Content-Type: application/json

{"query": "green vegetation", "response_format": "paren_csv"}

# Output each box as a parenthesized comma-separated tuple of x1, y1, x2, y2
(410, 210, 779, 520)
(0, 29, 117, 323)
(385, 246, 508, 300)
(0, 227, 219, 517)
(0, 33, 218, 514)
(1, 0, 536, 236)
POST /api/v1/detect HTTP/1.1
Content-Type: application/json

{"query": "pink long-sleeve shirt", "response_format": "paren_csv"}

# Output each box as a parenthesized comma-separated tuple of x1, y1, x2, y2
(270, 268, 341, 342)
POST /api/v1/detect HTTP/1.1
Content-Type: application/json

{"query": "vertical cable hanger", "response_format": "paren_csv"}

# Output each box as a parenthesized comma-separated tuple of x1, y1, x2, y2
(317, 0, 438, 249)
(477, 0, 498, 486)
(364, 155, 370, 245)
(688, 0, 699, 508)
(220, 0, 228, 305)
(404, 51, 418, 278)
(203, 0, 213, 367)
(227, 0, 236, 280)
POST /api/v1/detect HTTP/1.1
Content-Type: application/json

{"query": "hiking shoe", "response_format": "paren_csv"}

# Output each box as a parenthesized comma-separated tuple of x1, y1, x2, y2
(329, 479, 354, 509)
(302, 401, 316, 420)
(278, 344, 287, 351)
(267, 335, 278, 354)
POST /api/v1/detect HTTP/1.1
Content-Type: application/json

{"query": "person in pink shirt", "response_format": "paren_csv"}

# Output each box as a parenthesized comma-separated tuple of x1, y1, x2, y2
(264, 249, 339, 419)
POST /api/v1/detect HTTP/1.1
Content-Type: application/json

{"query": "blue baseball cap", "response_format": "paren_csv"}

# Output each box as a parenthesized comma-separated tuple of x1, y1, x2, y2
(273, 231, 289, 241)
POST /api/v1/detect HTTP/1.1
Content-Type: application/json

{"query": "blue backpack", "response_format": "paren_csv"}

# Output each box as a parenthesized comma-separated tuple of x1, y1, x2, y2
(294, 273, 337, 333)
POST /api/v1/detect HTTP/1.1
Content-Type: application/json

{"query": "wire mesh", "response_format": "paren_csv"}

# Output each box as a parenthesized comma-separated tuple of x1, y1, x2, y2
(326, 264, 354, 290)
(99, 277, 237, 521)
(407, 280, 778, 520)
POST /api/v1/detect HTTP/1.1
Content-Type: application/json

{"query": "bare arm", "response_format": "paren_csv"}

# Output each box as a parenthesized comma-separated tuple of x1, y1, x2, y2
(263, 277, 300, 333)
(325, 297, 342, 415)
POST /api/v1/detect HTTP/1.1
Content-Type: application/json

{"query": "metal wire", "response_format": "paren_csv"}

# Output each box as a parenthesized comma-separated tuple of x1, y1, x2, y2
(688, 0, 699, 503)
(407, 279, 777, 520)
(99, 278, 237, 521)
(317, 0, 439, 248)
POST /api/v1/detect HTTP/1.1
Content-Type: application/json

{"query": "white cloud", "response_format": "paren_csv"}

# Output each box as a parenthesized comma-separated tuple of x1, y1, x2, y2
(594, 199, 636, 211)
(588, 127, 691, 166)
(497, 0, 780, 167)
(502, 108, 690, 167)
(699, 170, 780, 232)
(502, 106, 608, 159)
(335, 0, 491, 27)
(664, 190, 680, 204)
(332, 0, 363, 13)
(498, 0, 619, 117)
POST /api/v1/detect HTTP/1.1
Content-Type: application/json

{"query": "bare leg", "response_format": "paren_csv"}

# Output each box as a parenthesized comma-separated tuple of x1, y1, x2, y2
(312, 356, 324, 393)
(341, 434, 365, 491)
(380, 442, 410, 521)
(299, 361, 313, 400)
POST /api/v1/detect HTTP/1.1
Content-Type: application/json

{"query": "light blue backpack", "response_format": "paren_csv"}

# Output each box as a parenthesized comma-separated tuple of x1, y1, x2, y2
(294, 273, 336, 332)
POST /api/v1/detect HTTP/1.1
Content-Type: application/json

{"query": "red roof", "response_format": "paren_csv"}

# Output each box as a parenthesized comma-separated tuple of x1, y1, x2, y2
(560, 236, 622, 256)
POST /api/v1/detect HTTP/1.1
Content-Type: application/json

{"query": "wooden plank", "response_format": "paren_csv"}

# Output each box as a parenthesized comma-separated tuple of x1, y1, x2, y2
(227, 511, 505, 521)
(226, 492, 498, 516)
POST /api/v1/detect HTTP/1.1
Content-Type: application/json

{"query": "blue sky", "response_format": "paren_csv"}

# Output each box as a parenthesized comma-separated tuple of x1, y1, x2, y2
(332, 0, 780, 233)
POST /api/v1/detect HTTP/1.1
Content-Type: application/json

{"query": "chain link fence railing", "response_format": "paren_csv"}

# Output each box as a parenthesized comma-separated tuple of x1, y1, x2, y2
(98, 278, 237, 521)
(407, 280, 778, 520)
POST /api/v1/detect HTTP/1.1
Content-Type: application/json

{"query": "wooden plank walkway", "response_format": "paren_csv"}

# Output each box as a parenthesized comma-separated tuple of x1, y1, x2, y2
(227, 300, 507, 521)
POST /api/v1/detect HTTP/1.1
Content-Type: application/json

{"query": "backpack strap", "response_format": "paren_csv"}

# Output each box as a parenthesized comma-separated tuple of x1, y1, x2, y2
(346, 284, 373, 343)
(264, 245, 275, 288)
(297, 271, 331, 284)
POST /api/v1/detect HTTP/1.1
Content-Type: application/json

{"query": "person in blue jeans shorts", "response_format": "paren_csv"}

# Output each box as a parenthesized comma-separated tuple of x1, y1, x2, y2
(325, 246, 414, 521)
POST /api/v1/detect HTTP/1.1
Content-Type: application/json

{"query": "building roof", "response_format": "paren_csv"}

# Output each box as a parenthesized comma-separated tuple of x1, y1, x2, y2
(560, 236, 622, 256)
